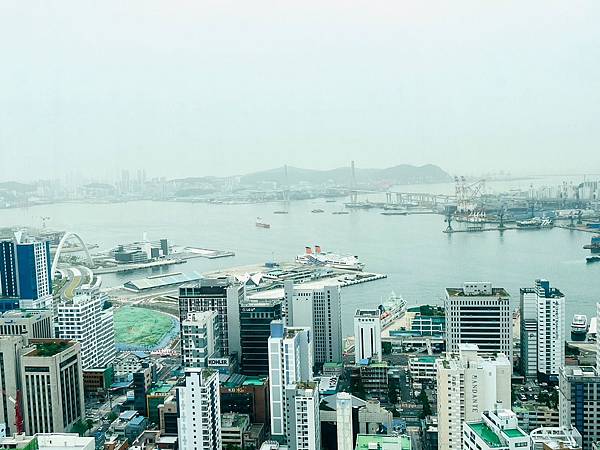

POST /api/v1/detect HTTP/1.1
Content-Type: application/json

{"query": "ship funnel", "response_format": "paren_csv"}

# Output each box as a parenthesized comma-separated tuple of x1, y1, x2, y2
(305, 246, 312, 254)
(315, 245, 321, 254)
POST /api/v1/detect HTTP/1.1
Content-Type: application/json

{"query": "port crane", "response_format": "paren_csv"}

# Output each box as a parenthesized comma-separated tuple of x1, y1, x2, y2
(455, 176, 485, 214)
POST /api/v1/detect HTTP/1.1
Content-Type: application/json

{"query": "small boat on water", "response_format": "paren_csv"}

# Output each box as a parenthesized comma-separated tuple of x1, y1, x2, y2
(517, 218, 542, 229)
(311, 209, 325, 213)
(378, 292, 406, 330)
(273, 211, 288, 214)
(256, 217, 271, 229)
(381, 211, 408, 216)
(571, 314, 589, 338)
(587, 255, 600, 263)
(325, 199, 337, 203)
(332, 211, 350, 215)
(296, 246, 364, 271)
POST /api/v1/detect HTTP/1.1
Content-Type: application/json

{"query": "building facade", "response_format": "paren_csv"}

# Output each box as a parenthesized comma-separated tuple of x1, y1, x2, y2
(336, 392, 354, 450)
(178, 368, 221, 450)
(445, 282, 512, 359)
(285, 383, 320, 450)
(436, 344, 512, 450)
(0, 309, 53, 339)
(0, 335, 27, 436)
(354, 309, 382, 364)
(268, 321, 312, 441)
(181, 311, 220, 368)
(179, 278, 244, 357)
(284, 280, 342, 365)
(21, 339, 85, 435)
(240, 298, 282, 375)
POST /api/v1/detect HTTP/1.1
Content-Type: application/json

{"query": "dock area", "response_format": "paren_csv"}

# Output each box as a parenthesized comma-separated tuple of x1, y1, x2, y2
(94, 258, 186, 274)
(171, 246, 235, 259)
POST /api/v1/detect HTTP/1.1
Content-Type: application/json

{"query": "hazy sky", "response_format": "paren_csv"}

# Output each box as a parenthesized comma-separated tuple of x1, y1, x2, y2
(1, 1, 599, 182)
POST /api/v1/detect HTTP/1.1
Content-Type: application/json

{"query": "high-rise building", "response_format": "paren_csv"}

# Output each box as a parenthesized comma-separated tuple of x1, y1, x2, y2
(179, 278, 244, 357)
(285, 383, 320, 450)
(0, 335, 27, 436)
(181, 311, 220, 368)
(178, 368, 221, 450)
(21, 339, 85, 435)
(354, 309, 382, 364)
(0, 238, 53, 309)
(597, 303, 600, 372)
(559, 366, 600, 449)
(56, 278, 115, 369)
(520, 279, 565, 381)
(268, 320, 312, 441)
(0, 309, 53, 338)
(336, 392, 354, 450)
(436, 344, 512, 450)
(284, 280, 342, 365)
(445, 282, 512, 359)
(240, 297, 282, 375)
(463, 408, 530, 450)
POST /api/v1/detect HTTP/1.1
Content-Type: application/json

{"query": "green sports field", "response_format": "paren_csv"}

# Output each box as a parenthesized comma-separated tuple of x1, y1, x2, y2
(114, 306, 175, 347)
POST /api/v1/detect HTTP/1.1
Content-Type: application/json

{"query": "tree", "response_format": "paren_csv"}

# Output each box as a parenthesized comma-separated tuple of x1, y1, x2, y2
(70, 420, 89, 436)
(382, 341, 393, 355)
(107, 412, 118, 422)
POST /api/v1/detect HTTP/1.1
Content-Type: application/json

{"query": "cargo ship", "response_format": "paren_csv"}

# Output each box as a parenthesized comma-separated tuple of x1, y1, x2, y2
(296, 246, 364, 271)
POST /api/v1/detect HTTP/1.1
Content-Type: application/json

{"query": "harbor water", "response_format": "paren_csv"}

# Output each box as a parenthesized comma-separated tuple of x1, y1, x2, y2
(1, 195, 598, 336)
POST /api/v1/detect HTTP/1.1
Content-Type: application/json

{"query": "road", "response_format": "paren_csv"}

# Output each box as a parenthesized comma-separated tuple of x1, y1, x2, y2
(57, 266, 93, 301)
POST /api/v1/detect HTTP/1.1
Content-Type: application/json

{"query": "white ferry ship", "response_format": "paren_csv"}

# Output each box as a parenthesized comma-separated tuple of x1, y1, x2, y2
(296, 246, 364, 271)
(571, 314, 588, 338)
(379, 292, 406, 329)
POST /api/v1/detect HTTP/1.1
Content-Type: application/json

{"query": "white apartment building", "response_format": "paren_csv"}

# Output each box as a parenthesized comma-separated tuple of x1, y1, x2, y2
(284, 280, 342, 364)
(336, 392, 354, 450)
(445, 282, 512, 359)
(268, 320, 312, 441)
(181, 311, 220, 368)
(0, 433, 95, 450)
(529, 426, 582, 450)
(177, 368, 221, 450)
(285, 383, 321, 450)
(354, 309, 382, 364)
(408, 356, 438, 384)
(436, 344, 512, 450)
(0, 309, 54, 339)
(463, 408, 530, 450)
(56, 278, 115, 369)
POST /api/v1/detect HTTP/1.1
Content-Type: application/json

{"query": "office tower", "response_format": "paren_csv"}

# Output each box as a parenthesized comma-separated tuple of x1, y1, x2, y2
(178, 368, 221, 450)
(179, 278, 244, 357)
(285, 383, 320, 450)
(445, 282, 511, 359)
(181, 311, 220, 368)
(597, 303, 600, 372)
(56, 280, 115, 369)
(0, 238, 53, 309)
(520, 279, 565, 381)
(436, 344, 512, 450)
(559, 366, 600, 449)
(284, 280, 342, 364)
(529, 427, 582, 450)
(463, 408, 530, 450)
(21, 339, 85, 435)
(354, 309, 382, 364)
(133, 365, 153, 416)
(0, 335, 27, 436)
(0, 309, 53, 338)
(336, 392, 354, 450)
(268, 321, 312, 441)
(240, 297, 282, 375)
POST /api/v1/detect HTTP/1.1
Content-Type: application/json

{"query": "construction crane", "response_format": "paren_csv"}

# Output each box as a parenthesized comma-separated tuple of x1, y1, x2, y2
(454, 176, 485, 214)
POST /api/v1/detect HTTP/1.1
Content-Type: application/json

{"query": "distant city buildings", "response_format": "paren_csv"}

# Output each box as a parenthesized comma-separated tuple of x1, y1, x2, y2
(284, 280, 342, 365)
(436, 344, 512, 450)
(0, 238, 53, 309)
(178, 368, 221, 450)
(520, 279, 565, 381)
(445, 282, 512, 359)
(354, 309, 382, 364)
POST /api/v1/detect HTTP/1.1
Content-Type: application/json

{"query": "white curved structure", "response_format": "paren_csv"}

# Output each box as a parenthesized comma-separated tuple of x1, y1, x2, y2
(51, 232, 94, 277)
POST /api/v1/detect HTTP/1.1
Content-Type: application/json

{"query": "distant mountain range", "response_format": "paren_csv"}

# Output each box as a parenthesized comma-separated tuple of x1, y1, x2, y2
(240, 164, 452, 186)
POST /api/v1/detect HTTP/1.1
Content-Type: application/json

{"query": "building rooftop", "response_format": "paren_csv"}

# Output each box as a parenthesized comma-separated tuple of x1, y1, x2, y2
(446, 287, 510, 297)
(467, 422, 502, 448)
(355, 434, 412, 450)
(221, 412, 250, 429)
(25, 339, 74, 357)
(355, 309, 381, 318)
(502, 428, 526, 438)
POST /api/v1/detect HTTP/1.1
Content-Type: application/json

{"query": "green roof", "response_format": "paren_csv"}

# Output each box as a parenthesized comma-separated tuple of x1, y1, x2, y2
(355, 434, 411, 450)
(416, 356, 437, 363)
(502, 428, 525, 438)
(148, 383, 175, 395)
(242, 376, 267, 386)
(468, 423, 502, 447)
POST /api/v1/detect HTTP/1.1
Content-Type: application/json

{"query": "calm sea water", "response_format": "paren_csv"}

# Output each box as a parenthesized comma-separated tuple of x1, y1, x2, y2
(1, 182, 598, 336)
